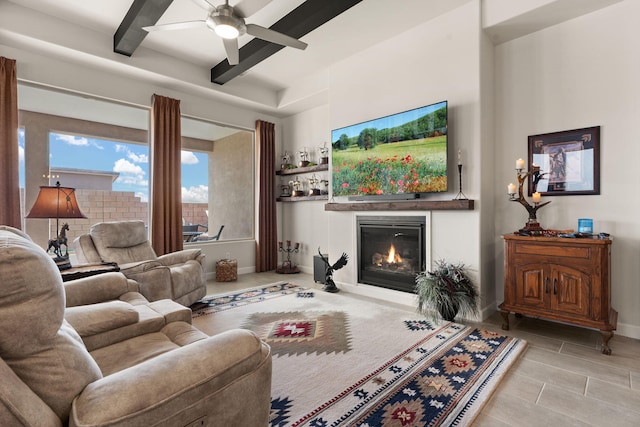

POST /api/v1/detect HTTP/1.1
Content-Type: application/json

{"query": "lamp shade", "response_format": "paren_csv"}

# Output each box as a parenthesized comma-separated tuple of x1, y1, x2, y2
(26, 182, 86, 219)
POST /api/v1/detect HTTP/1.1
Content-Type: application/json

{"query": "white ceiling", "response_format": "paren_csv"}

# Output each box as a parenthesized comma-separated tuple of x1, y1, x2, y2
(2, 0, 473, 116)
(1, 0, 624, 117)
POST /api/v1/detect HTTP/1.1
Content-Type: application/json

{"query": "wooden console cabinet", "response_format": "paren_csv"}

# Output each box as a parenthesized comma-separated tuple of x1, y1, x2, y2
(500, 234, 617, 354)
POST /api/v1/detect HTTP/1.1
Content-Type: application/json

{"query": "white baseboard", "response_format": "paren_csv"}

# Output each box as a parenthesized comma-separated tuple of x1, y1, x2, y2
(616, 322, 640, 340)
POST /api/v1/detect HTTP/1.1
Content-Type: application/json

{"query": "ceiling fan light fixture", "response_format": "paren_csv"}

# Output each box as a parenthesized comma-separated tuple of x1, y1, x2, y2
(207, 5, 246, 40)
(214, 23, 239, 39)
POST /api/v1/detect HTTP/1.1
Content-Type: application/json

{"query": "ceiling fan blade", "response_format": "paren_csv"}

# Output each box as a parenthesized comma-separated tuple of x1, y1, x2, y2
(143, 20, 206, 32)
(233, 0, 272, 18)
(222, 38, 240, 65)
(190, 0, 216, 13)
(246, 24, 307, 50)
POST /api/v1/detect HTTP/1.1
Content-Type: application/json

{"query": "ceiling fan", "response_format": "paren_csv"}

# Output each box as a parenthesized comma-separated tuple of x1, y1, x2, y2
(143, 0, 308, 65)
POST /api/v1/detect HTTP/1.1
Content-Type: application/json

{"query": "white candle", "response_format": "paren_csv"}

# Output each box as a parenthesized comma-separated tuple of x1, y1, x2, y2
(508, 183, 516, 194)
(532, 192, 541, 203)
(516, 158, 525, 170)
(458, 149, 462, 165)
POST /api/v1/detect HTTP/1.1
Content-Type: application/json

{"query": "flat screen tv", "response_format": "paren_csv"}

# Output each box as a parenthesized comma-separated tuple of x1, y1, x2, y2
(331, 100, 448, 200)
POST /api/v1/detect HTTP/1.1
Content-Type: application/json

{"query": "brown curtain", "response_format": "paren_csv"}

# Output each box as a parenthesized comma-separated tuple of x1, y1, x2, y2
(255, 120, 277, 272)
(0, 57, 21, 228)
(150, 94, 182, 255)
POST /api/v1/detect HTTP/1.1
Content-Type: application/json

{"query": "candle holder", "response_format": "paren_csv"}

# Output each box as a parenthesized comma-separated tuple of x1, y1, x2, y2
(276, 240, 300, 274)
(508, 165, 551, 234)
(454, 163, 468, 200)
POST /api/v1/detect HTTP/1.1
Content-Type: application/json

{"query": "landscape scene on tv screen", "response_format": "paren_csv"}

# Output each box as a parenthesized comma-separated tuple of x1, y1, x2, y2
(331, 101, 448, 198)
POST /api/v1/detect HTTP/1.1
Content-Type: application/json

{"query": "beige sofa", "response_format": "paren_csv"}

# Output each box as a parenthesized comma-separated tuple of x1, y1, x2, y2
(73, 220, 206, 306)
(0, 226, 272, 426)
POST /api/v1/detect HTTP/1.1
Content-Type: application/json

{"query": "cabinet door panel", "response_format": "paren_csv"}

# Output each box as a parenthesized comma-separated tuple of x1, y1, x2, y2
(515, 264, 547, 309)
(551, 265, 590, 317)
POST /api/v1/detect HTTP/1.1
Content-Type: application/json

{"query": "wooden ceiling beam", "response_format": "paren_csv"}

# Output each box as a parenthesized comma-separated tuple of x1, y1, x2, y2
(114, 0, 174, 56)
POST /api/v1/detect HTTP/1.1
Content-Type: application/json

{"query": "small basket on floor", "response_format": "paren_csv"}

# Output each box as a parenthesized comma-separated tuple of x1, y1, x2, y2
(215, 259, 237, 282)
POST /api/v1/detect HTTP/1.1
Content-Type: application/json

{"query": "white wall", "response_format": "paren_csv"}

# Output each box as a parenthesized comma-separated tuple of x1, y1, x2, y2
(281, 2, 488, 316)
(494, 0, 640, 338)
(280, 105, 331, 269)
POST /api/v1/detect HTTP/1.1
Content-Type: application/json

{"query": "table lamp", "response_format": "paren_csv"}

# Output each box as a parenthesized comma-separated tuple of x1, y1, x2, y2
(26, 181, 86, 270)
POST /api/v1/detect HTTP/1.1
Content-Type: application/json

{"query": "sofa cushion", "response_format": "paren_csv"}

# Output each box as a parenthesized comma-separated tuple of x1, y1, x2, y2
(0, 228, 64, 357)
(75, 305, 167, 352)
(0, 228, 103, 422)
(90, 331, 182, 376)
(6, 320, 103, 422)
(64, 272, 140, 307)
(0, 356, 62, 427)
(65, 301, 139, 336)
(90, 221, 157, 264)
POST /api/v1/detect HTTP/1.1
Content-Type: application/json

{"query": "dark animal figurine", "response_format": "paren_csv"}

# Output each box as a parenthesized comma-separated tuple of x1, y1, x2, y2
(47, 223, 69, 258)
(318, 247, 349, 293)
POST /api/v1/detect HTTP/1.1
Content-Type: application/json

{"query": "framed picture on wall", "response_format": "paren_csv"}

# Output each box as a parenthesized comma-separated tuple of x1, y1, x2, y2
(528, 126, 600, 196)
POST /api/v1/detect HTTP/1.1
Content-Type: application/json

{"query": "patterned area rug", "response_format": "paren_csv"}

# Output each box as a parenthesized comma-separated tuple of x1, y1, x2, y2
(192, 283, 526, 426)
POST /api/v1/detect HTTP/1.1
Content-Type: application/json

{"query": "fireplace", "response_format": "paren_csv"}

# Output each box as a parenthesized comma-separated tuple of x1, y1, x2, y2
(357, 216, 426, 293)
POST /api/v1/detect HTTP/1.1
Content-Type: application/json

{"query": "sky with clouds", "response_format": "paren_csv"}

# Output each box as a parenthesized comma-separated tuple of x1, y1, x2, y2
(18, 130, 208, 203)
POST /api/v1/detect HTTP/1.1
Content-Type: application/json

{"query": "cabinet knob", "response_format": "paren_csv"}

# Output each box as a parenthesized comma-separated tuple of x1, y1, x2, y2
(553, 278, 557, 295)
(545, 277, 550, 293)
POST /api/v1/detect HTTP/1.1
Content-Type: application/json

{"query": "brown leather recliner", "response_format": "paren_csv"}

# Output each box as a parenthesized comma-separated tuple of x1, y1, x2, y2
(0, 225, 272, 426)
(73, 220, 206, 306)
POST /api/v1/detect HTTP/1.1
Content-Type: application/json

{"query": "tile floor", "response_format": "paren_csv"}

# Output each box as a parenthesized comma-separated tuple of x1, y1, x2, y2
(205, 272, 640, 427)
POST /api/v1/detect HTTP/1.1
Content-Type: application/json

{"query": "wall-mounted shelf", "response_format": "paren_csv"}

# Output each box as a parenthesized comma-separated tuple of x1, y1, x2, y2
(276, 163, 329, 176)
(277, 195, 328, 202)
(324, 199, 474, 211)
(276, 163, 329, 202)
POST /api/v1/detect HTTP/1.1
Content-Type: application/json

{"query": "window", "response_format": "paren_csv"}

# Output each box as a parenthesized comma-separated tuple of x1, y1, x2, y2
(181, 116, 254, 242)
(49, 133, 150, 230)
(19, 84, 149, 247)
(19, 84, 255, 248)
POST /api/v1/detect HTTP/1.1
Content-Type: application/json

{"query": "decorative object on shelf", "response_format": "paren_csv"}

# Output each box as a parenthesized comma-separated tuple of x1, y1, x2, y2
(453, 149, 468, 200)
(508, 160, 552, 234)
(280, 184, 291, 197)
(317, 247, 348, 293)
(578, 218, 593, 233)
(289, 176, 304, 196)
(318, 142, 329, 165)
(528, 126, 600, 196)
(320, 179, 329, 195)
(307, 173, 321, 196)
(26, 181, 86, 270)
(297, 147, 310, 167)
(277, 240, 300, 274)
(415, 260, 479, 322)
(281, 151, 292, 169)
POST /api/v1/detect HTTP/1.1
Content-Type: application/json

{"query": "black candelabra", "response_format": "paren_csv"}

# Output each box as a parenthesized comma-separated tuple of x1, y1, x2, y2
(276, 240, 300, 274)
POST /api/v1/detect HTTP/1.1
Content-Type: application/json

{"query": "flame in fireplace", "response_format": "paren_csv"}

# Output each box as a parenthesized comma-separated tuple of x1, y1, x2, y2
(387, 244, 396, 263)
(387, 244, 402, 264)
